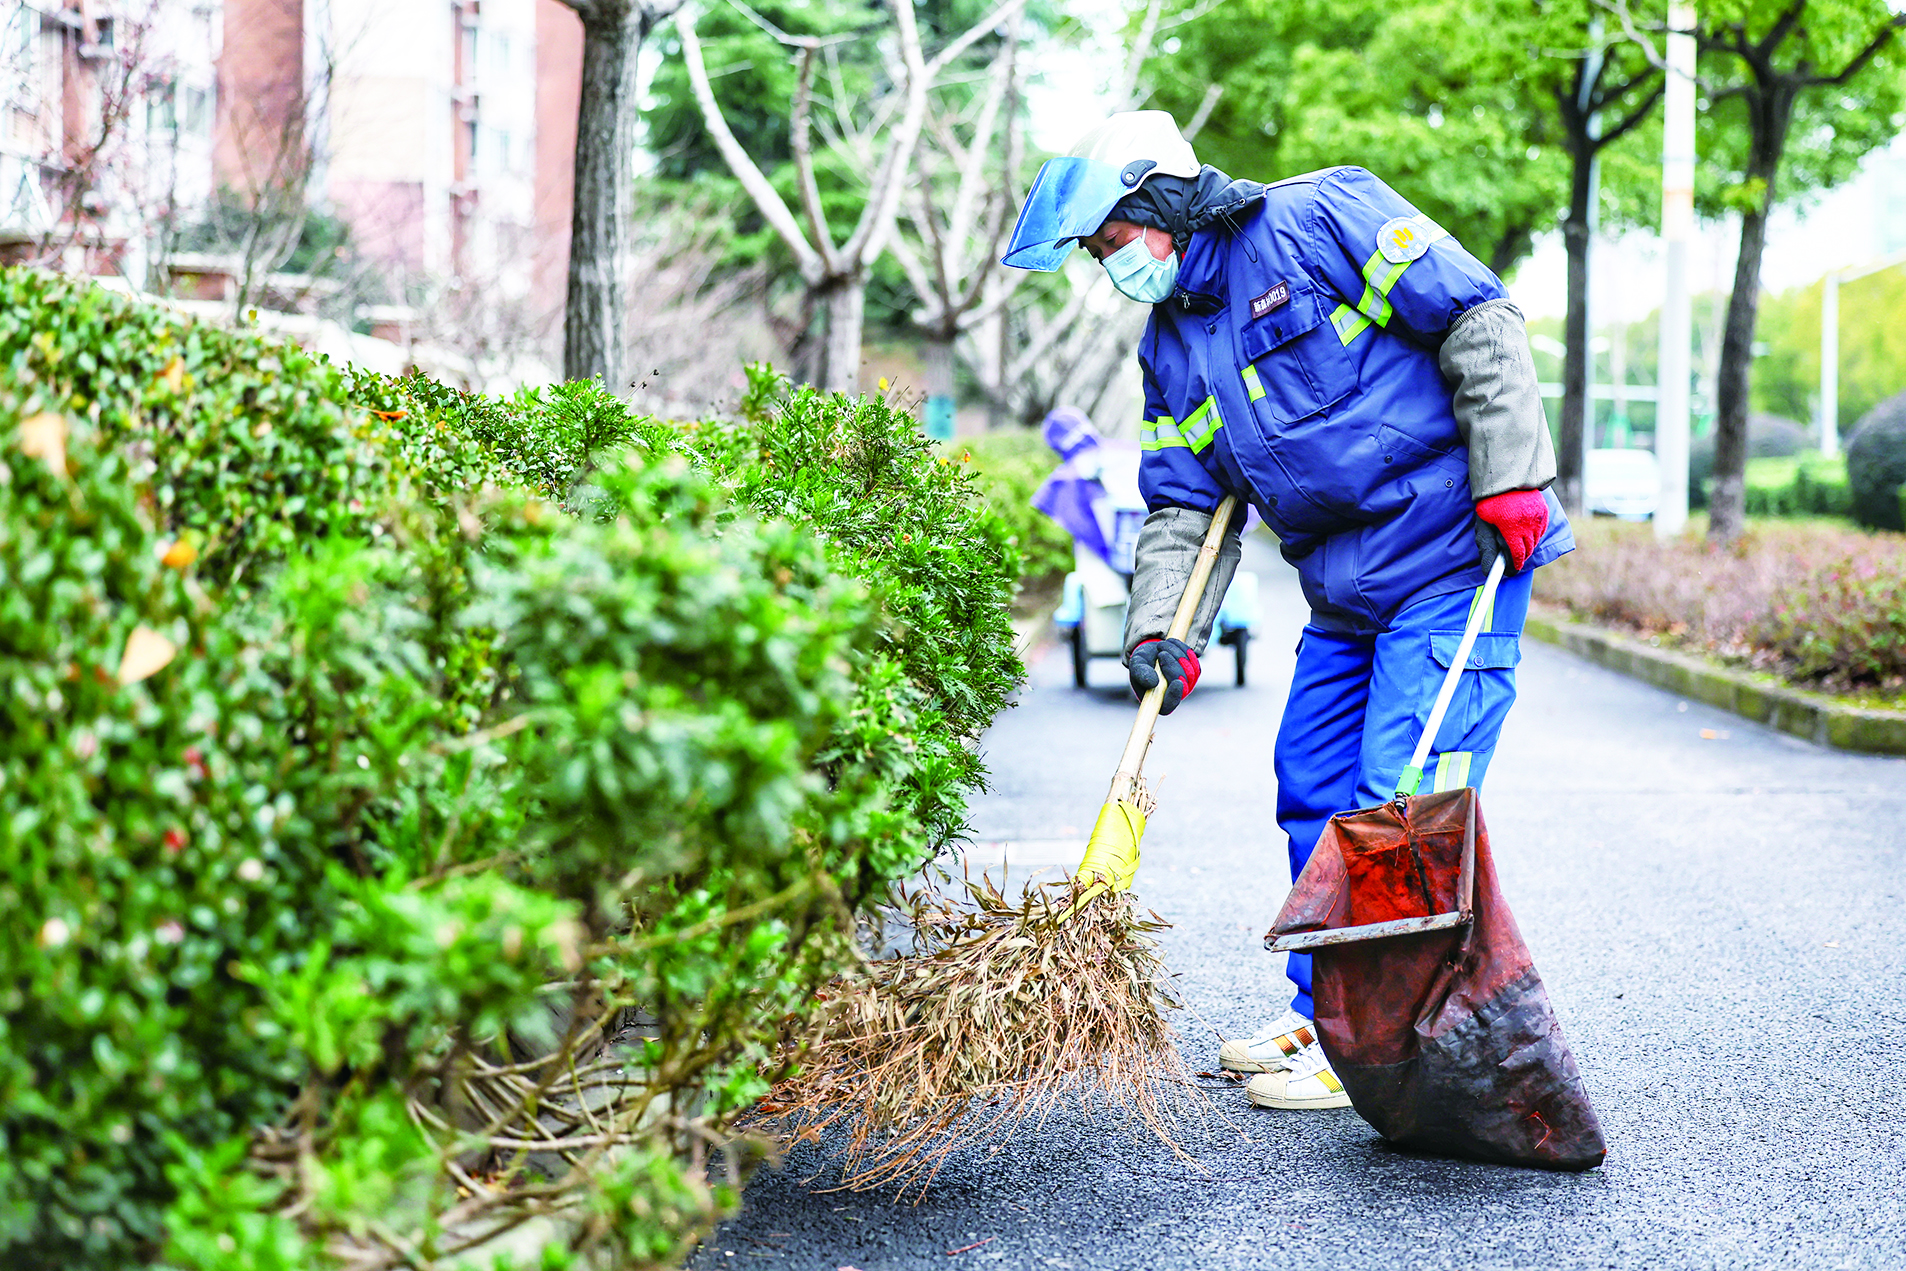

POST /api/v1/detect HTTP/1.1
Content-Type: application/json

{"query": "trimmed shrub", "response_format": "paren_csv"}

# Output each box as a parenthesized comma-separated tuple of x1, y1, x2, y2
(0, 271, 1021, 1269)
(1847, 390, 1906, 531)
(1689, 412, 1807, 508)
(1539, 517, 1906, 695)
(1741, 453, 1853, 518)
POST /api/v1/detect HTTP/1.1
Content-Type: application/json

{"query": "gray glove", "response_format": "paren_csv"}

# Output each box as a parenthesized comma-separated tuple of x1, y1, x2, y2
(1128, 637, 1201, 714)
(1121, 507, 1243, 661)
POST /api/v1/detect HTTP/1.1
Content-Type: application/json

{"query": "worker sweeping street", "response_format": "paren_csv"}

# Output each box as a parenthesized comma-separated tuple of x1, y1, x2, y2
(1001, 110, 1574, 1113)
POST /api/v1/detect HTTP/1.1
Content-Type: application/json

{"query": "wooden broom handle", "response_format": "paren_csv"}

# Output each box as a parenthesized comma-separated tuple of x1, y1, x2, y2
(1105, 495, 1238, 804)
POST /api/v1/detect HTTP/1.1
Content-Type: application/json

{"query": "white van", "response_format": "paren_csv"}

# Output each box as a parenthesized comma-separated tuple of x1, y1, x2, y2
(1583, 448, 1659, 520)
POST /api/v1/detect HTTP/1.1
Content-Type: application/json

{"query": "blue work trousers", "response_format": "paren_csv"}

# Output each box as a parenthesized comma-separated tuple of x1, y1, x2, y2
(1274, 569, 1533, 1018)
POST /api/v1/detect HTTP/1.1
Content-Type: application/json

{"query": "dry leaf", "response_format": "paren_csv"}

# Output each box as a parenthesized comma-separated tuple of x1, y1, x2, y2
(157, 356, 186, 393)
(159, 539, 198, 569)
(19, 412, 68, 478)
(752, 791, 1213, 1198)
(117, 625, 178, 686)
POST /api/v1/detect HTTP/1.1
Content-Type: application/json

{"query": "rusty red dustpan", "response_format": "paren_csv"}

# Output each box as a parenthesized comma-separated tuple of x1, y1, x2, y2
(1265, 555, 1607, 1170)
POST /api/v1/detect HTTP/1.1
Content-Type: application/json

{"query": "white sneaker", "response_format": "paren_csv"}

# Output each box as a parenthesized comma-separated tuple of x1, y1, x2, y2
(1216, 1008, 1320, 1074)
(1244, 1045, 1353, 1110)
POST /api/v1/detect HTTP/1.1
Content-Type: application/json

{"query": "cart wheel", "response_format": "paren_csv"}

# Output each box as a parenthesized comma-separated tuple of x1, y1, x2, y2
(1233, 630, 1249, 687)
(1071, 624, 1089, 689)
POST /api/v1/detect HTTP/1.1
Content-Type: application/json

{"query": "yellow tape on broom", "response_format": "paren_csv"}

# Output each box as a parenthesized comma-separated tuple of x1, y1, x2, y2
(1068, 797, 1149, 912)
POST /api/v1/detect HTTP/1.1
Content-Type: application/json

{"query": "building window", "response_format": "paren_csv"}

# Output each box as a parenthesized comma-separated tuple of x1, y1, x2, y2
(146, 79, 177, 133)
(182, 85, 210, 135)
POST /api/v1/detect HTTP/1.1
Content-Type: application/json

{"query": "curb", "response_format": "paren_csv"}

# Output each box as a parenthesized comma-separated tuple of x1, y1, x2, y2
(1524, 610, 1906, 757)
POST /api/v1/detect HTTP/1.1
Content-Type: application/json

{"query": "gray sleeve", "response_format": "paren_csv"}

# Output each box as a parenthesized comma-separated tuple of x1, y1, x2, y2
(1438, 297, 1557, 499)
(1121, 506, 1244, 661)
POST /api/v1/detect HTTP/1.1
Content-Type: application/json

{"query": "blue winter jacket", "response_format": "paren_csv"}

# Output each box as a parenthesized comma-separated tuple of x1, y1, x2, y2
(1137, 165, 1573, 631)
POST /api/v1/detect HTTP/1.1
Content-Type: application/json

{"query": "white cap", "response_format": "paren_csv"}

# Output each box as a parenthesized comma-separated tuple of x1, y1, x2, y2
(1065, 110, 1202, 190)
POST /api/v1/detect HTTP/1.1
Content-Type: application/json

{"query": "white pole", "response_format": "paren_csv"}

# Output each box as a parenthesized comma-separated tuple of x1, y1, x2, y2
(1820, 271, 1841, 458)
(1655, 0, 1696, 540)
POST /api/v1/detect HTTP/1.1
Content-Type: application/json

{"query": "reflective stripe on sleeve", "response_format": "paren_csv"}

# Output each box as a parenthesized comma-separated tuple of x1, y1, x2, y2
(1142, 397, 1225, 455)
(1140, 416, 1184, 450)
(1180, 397, 1224, 454)
(1332, 248, 1419, 347)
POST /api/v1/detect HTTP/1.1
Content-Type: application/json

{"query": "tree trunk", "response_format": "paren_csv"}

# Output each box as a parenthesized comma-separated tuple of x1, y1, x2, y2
(813, 276, 865, 396)
(1557, 149, 1595, 516)
(562, 4, 645, 389)
(1708, 92, 1793, 544)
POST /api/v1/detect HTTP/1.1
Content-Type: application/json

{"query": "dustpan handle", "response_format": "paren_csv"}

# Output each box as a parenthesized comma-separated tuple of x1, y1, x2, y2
(1395, 553, 1507, 800)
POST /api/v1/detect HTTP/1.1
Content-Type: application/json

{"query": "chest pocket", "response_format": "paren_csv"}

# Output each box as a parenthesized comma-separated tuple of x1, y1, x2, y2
(1238, 282, 1358, 425)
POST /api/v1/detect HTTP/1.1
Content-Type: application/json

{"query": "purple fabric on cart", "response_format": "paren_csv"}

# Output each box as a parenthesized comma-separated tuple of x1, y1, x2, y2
(1033, 463, 1113, 568)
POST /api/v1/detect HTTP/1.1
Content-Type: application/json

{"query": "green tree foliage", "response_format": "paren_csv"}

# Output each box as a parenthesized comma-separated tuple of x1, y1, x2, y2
(0, 270, 1020, 1269)
(1146, 0, 1563, 273)
(1753, 268, 1906, 435)
(1691, 9, 1906, 223)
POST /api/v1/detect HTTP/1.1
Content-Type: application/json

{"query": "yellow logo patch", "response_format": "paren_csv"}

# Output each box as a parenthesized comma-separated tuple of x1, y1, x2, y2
(1377, 215, 1449, 265)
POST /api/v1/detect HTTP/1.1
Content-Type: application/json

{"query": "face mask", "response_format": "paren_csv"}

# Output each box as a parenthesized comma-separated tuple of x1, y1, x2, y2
(1101, 233, 1179, 304)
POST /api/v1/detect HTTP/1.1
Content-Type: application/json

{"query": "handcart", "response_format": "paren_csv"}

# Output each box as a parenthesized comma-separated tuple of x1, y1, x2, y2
(1032, 409, 1259, 690)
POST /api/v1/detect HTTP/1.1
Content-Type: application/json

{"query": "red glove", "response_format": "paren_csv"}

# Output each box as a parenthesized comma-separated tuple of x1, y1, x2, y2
(1474, 489, 1550, 573)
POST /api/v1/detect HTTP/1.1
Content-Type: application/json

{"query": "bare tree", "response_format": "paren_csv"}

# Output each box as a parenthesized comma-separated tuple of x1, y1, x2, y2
(935, 0, 1219, 431)
(886, 7, 1028, 433)
(675, 0, 1026, 395)
(17, 4, 159, 273)
(622, 195, 789, 416)
(557, 0, 686, 390)
(953, 263, 1151, 428)
(199, 0, 345, 320)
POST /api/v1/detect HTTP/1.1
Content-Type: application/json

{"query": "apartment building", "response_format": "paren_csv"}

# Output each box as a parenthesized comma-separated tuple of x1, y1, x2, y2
(2, 1, 223, 281)
(2, 0, 582, 352)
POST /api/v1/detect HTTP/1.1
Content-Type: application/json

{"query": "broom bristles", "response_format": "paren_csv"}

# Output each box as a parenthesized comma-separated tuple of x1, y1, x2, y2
(753, 785, 1213, 1195)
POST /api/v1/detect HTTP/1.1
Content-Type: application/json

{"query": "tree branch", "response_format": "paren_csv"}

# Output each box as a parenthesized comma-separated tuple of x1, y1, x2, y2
(946, 24, 1016, 256)
(1114, 0, 1165, 109)
(674, 7, 826, 282)
(1751, 1, 1806, 63)
(955, 269, 1029, 331)
(790, 45, 839, 272)
(1803, 15, 1905, 88)
(886, 224, 943, 325)
(1595, 74, 1665, 148)
(842, 0, 1028, 266)
(1182, 82, 1224, 139)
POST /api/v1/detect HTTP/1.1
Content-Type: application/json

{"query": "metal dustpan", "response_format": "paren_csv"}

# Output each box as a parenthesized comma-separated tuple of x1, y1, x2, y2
(1264, 556, 1607, 1171)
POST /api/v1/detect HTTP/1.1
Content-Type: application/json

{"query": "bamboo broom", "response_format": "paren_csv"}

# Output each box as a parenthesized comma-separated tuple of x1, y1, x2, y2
(754, 497, 1240, 1194)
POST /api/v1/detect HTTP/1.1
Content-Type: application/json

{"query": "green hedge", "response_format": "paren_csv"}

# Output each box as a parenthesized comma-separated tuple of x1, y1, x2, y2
(942, 431, 1074, 585)
(0, 269, 1020, 1269)
(1742, 452, 1853, 518)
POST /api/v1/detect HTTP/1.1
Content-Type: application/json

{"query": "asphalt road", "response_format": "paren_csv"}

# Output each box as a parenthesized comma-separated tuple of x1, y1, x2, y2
(691, 533, 1906, 1271)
